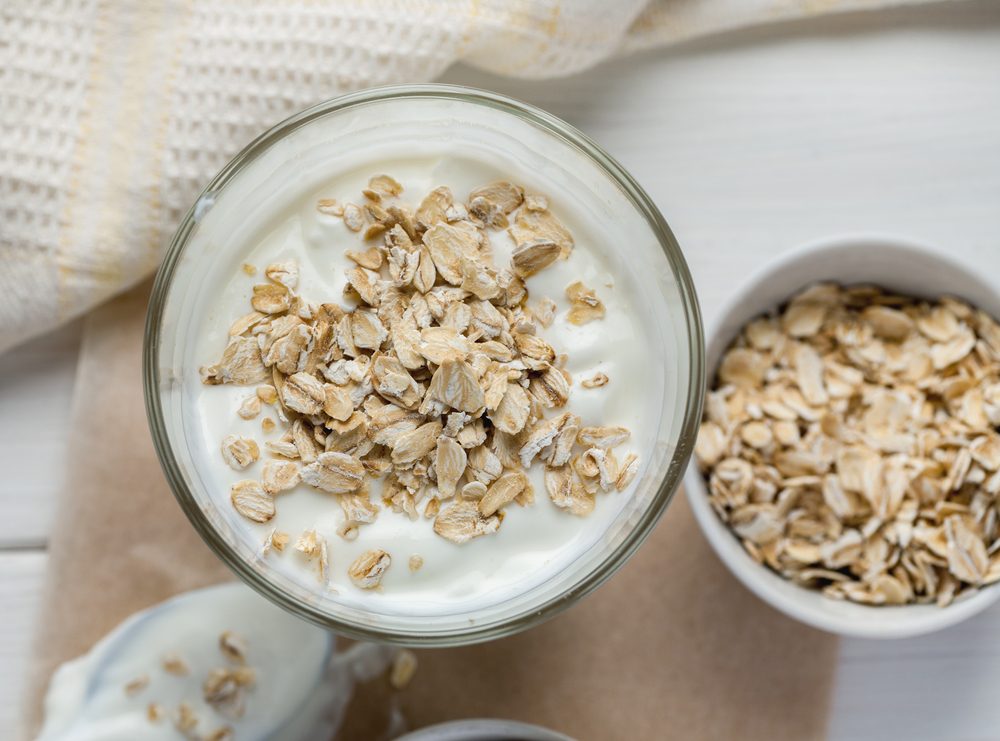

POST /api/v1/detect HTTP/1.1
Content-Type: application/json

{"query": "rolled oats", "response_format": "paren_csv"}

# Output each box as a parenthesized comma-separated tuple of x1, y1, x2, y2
(462, 480, 489, 499)
(265, 261, 299, 290)
(201, 337, 269, 386)
(698, 283, 1000, 607)
(348, 549, 391, 589)
(509, 206, 573, 258)
(491, 382, 531, 434)
(342, 203, 364, 232)
(294, 529, 328, 581)
(162, 654, 189, 676)
(433, 499, 501, 544)
(577, 425, 630, 449)
(512, 239, 561, 278)
(251, 283, 290, 314)
(468, 181, 523, 227)
(203, 178, 642, 588)
(265, 529, 289, 554)
(173, 702, 198, 736)
(219, 631, 248, 664)
(122, 630, 264, 737)
(124, 675, 149, 696)
(363, 174, 404, 202)
(533, 296, 557, 327)
(479, 471, 527, 517)
(281, 372, 326, 415)
(435, 436, 467, 498)
(316, 198, 345, 218)
(229, 311, 265, 337)
(230, 481, 275, 523)
(545, 466, 594, 516)
(615, 453, 640, 491)
(237, 395, 262, 420)
(203, 667, 245, 719)
(389, 648, 418, 690)
(261, 460, 300, 494)
(301, 452, 365, 494)
(221, 435, 259, 470)
(565, 281, 605, 325)
(391, 421, 443, 466)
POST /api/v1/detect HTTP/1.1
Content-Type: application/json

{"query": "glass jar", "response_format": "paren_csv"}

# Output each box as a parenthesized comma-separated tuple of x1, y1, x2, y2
(144, 84, 703, 645)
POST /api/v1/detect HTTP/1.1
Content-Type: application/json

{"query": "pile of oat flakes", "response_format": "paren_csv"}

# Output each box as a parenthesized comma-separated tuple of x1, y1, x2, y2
(202, 177, 638, 590)
(697, 283, 1000, 606)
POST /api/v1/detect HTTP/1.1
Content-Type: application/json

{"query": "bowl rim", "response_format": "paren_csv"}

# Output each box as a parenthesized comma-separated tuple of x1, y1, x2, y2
(685, 232, 1000, 639)
(396, 719, 574, 741)
(143, 83, 705, 646)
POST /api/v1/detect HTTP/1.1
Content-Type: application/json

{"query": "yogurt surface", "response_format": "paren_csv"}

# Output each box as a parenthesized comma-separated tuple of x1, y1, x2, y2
(191, 155, 660, 616)
(37, 583, 393, 741)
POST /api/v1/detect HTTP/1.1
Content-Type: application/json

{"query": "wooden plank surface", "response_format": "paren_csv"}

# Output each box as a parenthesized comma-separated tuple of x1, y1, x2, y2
(0, 553, 47, 736)
(831, 598, 1000, 740)
(0, 321, 81, 548)
(3, 1, 1000, 738)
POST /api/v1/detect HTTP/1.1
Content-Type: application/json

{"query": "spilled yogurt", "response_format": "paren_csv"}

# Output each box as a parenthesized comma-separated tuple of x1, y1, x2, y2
(37, 582, 393, 740)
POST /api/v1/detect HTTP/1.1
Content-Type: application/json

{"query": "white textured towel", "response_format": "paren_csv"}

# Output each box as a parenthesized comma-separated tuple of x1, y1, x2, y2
(0, 0, 944, 353)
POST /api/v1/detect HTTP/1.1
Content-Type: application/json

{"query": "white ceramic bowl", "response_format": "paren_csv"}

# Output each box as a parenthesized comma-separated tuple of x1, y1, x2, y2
(685, 234, 1000, 639)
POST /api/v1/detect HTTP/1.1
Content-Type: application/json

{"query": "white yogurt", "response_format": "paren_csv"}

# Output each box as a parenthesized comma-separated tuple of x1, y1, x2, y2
(191, 156, 657, 615)
(37, 583, 394, 741)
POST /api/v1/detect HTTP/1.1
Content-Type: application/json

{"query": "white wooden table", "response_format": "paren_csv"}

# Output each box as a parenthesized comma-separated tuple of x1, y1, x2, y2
(3, 2, 999, 738)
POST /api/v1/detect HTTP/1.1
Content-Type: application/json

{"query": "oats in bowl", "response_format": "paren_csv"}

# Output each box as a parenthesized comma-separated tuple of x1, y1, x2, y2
(697, 281, 1000, 607)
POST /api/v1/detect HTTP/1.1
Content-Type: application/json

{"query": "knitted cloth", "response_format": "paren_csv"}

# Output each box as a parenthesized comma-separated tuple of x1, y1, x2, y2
(0, 0, 944, 353)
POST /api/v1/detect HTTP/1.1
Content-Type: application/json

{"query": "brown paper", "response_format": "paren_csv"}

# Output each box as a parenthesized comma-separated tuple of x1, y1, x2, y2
(24, 283, 837, 740)
(342, 499, 838, 741)
(22, 284, 232, 738)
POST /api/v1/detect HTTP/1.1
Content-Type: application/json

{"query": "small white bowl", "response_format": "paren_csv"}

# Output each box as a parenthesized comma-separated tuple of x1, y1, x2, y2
(684, 234, 1000, 639)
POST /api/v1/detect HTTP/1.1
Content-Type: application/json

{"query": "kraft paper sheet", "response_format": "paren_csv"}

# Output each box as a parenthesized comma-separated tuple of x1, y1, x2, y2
(23, 284, 837, 740)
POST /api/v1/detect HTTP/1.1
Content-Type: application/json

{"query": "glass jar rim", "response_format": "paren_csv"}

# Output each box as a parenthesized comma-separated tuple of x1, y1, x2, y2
(143, 83, 705, 646)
